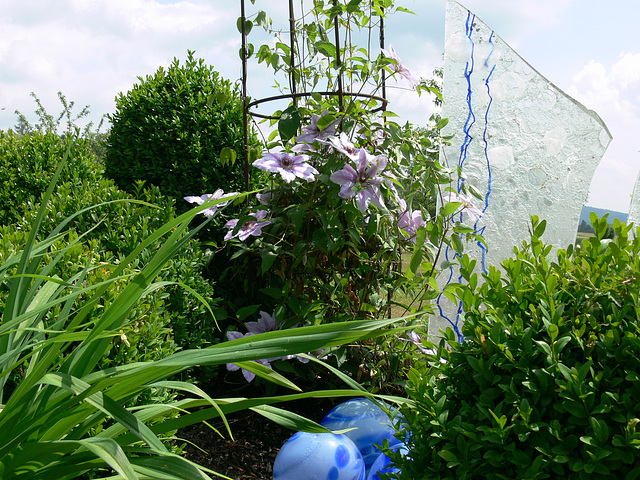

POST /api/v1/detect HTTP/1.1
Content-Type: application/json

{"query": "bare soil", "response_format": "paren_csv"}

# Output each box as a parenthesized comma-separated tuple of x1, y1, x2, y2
(177, 381, 338, 480)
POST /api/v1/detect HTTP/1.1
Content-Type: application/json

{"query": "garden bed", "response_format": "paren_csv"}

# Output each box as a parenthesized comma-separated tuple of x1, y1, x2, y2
(178, 395, 337, 480)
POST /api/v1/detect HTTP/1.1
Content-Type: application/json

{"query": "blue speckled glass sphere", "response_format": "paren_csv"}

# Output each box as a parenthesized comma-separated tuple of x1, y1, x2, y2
(320, 398, 401, 471)
(366, 443, 408, 480)
(273, 431, 365, 480)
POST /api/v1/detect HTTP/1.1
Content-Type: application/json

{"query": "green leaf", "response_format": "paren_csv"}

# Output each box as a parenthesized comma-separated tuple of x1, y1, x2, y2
(439, 449, 459, 465)
(453, 221, 474, 234)
(489, 409, 507, 429)
(38, 372, 168, 453)
(236, 17, 253, 35)
(315, 41, 337, 58)
(452, 234, 464, 254)
(533, 218, 547, 238)
(436, 117, 448, 129)
(260, 248, 278, 274)
(60, 438, 137, 480)
(252, 405, 330, 433)
(255, 10, 268, 29)
(278, 105, 301, 142)
(317, 113, 337, 131)
(129, 454, 214, 480)
(219, 147, 237, 166)
(442, 201, 461, 217)
(409, 246, 423, 277)
(534, 340, 552, 356)
(208, 91, 228, 108)
(236, 304, 261, 322)
(232, 361, 302, 391)
(548, 324, 558, 342)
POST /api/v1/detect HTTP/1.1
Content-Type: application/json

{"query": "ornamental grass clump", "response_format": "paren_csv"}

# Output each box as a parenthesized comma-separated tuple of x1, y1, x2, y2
(394, 215, 640, 479)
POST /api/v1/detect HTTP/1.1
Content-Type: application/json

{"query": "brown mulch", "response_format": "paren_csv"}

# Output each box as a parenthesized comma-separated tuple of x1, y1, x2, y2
(176, 380, 338, 480)
(178, 409, 290, 479)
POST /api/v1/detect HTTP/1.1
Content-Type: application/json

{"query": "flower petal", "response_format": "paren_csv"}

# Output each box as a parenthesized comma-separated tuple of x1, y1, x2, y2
(330, 165, 357, 186)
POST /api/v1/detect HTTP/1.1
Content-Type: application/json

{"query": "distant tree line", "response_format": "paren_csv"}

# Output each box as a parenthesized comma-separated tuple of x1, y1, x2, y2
(578, 219, 615, 239)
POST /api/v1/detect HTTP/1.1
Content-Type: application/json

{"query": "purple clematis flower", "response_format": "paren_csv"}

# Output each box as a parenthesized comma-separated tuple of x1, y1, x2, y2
(330, 149, 388, 213)
(291, 142, 317, 154)
(224, 210, 271, 241)
(400, 331, 446, 364)
(444, 192, 483, 223)
(256, 189, 275, 205)
(253, 152, 319, 183)
(295, 110, 340, 144)
(184, 189, 238, 217)
(245, 310, 278, 334)
(400, 331, 432, 354)
(225, 311, 309, 381)
(225, 312, 279, 382)
(225, 357, 274, 383)
(328, 132, 360, 161)
(382, 44, 418, 88)
(397, 199, 426, 242)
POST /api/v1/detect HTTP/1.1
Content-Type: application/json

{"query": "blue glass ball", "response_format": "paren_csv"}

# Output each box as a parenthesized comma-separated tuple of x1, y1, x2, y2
(321, 398, 401, 471)
(273, 431, 365, 480)
(366, 443, 408, 480)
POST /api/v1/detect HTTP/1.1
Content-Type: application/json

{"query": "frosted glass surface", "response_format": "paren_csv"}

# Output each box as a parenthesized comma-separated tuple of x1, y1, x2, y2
(430, 1, 612, 339)
(628, 172, 640, 231)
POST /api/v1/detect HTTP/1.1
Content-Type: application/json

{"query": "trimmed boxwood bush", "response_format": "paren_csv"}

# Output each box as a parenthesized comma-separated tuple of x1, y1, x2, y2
(104, 50, 259, 214)
(0, 131, 99, 226)
(395, 215, 640, 479)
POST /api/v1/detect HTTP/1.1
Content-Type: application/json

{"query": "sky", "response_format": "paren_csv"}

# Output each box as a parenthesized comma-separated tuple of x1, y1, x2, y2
(1, 0, 638, 213)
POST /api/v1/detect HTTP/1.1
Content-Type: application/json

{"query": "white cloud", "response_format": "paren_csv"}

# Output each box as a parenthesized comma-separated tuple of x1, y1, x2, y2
(611, 53, 640, 90)
(0, 0, 238, 130)
(568, 58, 639, 125)
(567, 55, 640, 212)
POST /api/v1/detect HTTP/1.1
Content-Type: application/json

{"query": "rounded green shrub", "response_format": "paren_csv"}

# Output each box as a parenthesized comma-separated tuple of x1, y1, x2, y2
(104, 50, 258, 213)
(396, 216, 640, 479)
(0, 131, 99, 226)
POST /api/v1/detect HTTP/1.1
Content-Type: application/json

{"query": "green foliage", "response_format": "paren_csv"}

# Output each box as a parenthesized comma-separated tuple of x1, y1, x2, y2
(104, 50, 259, 213)
(26, 177, 220, 352)
(219, 1, 469, 393)
(0, 149, 409, 479)
(1, 129, 221, 360)
(395, 216, 640, 479)
(0, 131, 99, 226)
(12, 91, 108, 161)
(216, 107, 468, 395)
(0, 132, 227, 397)
(248, 0, 414, 105)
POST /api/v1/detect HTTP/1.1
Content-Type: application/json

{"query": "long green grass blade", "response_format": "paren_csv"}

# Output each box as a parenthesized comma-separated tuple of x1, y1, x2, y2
(126, 455, 213, 480)
(148, 381, 233, 441)
(60, 438, 138, 480)
(38, 373, 167, 453)
(229, 361, 302, 391)
(250, 404, 330, 433)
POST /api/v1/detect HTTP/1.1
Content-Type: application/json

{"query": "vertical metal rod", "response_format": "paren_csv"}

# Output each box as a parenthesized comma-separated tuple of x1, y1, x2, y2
(288, 0, 297, 106)
(240, 0, 250, 191)
(379, 12, 387, 112)
(333, 0, 344, 113)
